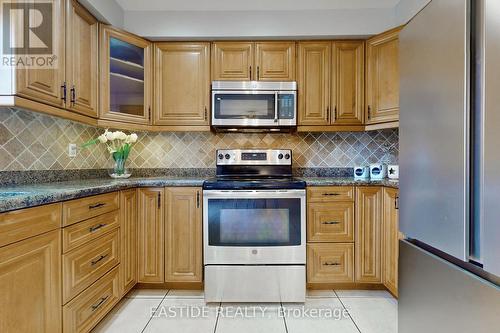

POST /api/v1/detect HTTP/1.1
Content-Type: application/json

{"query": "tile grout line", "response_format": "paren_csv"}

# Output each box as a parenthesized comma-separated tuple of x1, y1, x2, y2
(140, 289, 170, 333)
(281, 301, 289, 333)
(333, 290, 362, 333)
(213, 302, 222, 333)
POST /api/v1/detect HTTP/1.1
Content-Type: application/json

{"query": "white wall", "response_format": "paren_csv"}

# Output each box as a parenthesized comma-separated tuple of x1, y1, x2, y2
(80, 0, 432, 39)
(395, 0, 432, 25)
(122, 9, 396, 39)
(78, 0, 124, 28)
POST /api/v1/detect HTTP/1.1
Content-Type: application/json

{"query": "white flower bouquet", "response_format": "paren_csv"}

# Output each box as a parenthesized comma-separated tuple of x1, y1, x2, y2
(82, 130, 138, 178)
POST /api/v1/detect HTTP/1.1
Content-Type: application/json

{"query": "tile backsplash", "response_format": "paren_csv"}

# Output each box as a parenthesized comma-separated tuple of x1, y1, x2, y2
(0, 108, 398, 171)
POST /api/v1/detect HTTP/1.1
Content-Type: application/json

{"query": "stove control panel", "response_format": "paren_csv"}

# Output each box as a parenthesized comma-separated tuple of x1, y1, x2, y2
(216, 149, 292, 165)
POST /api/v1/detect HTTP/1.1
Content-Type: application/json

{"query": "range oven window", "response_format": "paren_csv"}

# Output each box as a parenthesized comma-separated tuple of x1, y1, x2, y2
(208, 198, 301, 246)
(213, 94, 275, 119)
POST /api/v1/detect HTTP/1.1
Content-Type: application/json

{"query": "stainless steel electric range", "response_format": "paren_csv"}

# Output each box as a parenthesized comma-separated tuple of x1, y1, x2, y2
(203, 149, 306, 303)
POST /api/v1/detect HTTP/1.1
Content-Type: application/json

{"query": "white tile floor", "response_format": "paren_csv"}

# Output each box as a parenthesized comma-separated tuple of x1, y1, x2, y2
(92, 289, 397, 333)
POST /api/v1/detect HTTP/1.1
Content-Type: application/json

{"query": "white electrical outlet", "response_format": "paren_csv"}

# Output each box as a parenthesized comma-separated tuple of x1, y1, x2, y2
(68, 144, 77, 157)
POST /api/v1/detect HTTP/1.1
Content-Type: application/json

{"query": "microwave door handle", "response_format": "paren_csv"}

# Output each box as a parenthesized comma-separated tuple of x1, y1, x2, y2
(274, 92, 279, 123)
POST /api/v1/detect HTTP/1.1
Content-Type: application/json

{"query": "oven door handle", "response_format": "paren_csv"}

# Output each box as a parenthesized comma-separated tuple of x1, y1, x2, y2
(202, 190, 306, 199)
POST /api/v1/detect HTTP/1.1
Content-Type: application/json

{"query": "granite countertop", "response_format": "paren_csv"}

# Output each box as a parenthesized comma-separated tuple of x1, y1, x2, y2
(0, 177, 398, 213)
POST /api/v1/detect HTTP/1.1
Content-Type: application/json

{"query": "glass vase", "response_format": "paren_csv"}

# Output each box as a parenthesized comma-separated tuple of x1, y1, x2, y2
(109, 156, 131, 179)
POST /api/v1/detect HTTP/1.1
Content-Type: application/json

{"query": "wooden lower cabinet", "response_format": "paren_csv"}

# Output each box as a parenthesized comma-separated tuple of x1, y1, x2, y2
(165, 187, 203, 283)
(138, 188, 164, 283)
(307, 243, 354, 283)
(62, 229, 120, 303)
(355, 187, 383, 283)
(383, 188, 399, 296)
(0, 230, 62, 333)
(120, 189, 138, 295)
(63, 267, 120, 333)
(307, 201, 354, 242)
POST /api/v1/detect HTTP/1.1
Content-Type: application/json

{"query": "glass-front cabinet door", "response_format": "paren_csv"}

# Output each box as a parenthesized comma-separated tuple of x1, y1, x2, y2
(99, 25, 152, 124)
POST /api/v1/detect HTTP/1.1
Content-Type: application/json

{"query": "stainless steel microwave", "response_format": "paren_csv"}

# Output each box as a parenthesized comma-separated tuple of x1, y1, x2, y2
(211, 81, 297, 131)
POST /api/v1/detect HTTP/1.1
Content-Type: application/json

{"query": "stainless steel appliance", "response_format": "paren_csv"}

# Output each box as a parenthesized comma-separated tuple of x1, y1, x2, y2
(203, 149, 306, 302)
(211, 81, 297, 131)
(399, 0, 500, 331)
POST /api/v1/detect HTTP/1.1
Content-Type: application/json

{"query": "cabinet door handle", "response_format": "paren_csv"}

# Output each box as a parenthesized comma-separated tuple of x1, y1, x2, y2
(196, 191, 200, 208)
(158, 192, 161, 209)
(70, 85, 76, 106)
(326, 106, 330, 122)
(322, 221, 340, 225)
(61, 82, 67, 103)
(257, 66, 260, 80)
(334, 106, 337, 120)
(367, 105, 371, 120)
(91, 296, 109, 311)
(322, 193, 340, 196)
(249, 66, 252, 79)
(204, 107, 208, 121)
(90, 254, 108, 266)
(89, 223, 107, 233)
(395, 196, 399, 210)
(88, 203, 105, 210)
(323, 262, 341, 266)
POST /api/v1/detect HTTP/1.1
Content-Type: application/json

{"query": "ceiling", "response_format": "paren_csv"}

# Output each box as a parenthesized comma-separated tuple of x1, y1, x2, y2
(115, 0, 402, 11)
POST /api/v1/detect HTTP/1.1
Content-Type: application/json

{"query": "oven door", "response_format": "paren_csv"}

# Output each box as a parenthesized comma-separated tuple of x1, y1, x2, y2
(203, 190, 306, 265)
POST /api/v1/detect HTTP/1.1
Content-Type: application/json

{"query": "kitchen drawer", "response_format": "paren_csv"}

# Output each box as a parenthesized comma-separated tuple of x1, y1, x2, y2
(63, 266, 120, 333)
(0, 203, 61, 247)
(308, 202, 354, 242)
(62, 211, 119, 253)
(63, 229, 120, 303)
(63, 192, 119, 226)
(307, 186, 354, 202)
(307, 243, 354, 283)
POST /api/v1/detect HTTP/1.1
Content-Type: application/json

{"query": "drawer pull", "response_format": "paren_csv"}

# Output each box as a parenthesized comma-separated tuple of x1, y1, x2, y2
(91, 296, 109, 311)
(322, 193, 340, 196)
(89, 223, 107, 233)
(88, 203, 105, 210)
(322, 221, 340, 225)
(90, 254, 108, 266)
(323, 262, 341, 266)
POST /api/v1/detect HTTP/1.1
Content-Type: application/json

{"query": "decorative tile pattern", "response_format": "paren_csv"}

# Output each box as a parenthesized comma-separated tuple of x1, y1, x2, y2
(0, 108, 398, 171)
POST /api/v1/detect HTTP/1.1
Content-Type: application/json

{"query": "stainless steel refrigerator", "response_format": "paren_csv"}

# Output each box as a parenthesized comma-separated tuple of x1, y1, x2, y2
(399, 0, 500, 331)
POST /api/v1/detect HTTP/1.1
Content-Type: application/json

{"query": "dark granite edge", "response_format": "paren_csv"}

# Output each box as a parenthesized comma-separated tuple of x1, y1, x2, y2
(0, 175, 398, 213)
(0, 168, 355, 186)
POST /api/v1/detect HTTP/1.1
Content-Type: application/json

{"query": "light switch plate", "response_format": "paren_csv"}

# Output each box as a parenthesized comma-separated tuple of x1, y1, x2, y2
(68, 144, 77, 157)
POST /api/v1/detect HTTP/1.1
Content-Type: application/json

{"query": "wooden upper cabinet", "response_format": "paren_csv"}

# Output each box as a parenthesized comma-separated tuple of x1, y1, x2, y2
(99, 25, 152, 125)
(0, 230, 61, 333)
(255, 42, 295, 81)
(154, 43, 210, 126)
(332, 41, 364, 125)
(355, 186, 383, 283)
(165, 187, 203, 283)
(138, 188, 164, 283)
(120, 189, 137, 296)
(65, 0, 98, 118)
(14, 0, 66, 108)
(212, 42, 254, 81)
(383, 188, 399, 296)
(297, 42, 331, 125)
(366, 28, 401, 124)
